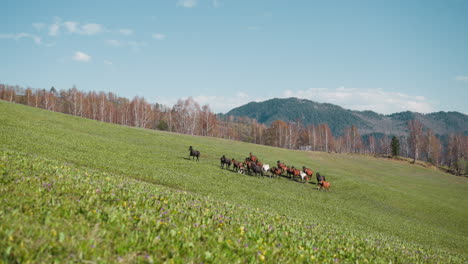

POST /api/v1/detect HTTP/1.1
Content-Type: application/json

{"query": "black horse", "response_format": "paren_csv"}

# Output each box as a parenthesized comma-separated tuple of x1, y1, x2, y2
(220, 155, 232, 169)
(316, 172, 325, 186)
(188, 146, 200, 161)
(248, 162, 263, 176)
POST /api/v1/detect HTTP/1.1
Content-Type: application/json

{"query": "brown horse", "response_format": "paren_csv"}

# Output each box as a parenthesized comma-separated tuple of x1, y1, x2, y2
(249, 152, 258, 162)
(292, 167, 301, 180)
(319, 181, 331, 191)
(302, 166, 314, 177)
(255, 160, 263, 168)
(277, 161, 287, 173)
(232, 159, 242, 172)
(286, 166, 295, 179)
(270, 167, 282, 177)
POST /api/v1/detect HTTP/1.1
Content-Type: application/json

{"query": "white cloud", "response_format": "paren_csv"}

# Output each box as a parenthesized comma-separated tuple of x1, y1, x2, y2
(282, 87, 434, 114)
(106, 39, 122, 46)
(177, 0, 197, 8)
(127, 41, 148, 49)
(213, 0, 220, 8)
(49, 23, 60, 36)
(105, 39, 147, 49)
(81, 23, 103, 35)
(152, 33, 166, 40)
(73, 51, 91, 62)
(63, 21, 79, 33)
(32, 23, 45, 31)
(48, 20, 104, 36)
(0, 33, 41, 44)
(119, 29, 133, 36)
(247, 26, 259, 30)
(38, 18, 137, 38)
(455, 75, 468, 82)
(104, 60, 113, 65)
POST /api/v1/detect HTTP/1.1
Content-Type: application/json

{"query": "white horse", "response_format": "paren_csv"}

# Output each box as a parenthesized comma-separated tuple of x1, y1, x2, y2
(262, 164, 270, 177)
(300, 171, 308, 182)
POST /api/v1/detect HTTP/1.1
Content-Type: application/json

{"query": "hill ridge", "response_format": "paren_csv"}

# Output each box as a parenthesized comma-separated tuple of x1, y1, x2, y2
(225, 97, 468, 136)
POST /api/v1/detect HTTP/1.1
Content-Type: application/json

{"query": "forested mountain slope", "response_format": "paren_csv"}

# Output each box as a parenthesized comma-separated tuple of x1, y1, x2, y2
(226, 98, 468, 136)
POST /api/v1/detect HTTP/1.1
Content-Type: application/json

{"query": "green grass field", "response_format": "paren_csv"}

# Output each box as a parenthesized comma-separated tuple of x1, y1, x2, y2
(1, 101, 467, 263)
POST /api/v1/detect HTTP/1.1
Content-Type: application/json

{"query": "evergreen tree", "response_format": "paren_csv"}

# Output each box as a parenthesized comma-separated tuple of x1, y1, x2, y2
(50, 86, 57, 94)
(157, 120, 169, 131)
(391, 136, 400, 157)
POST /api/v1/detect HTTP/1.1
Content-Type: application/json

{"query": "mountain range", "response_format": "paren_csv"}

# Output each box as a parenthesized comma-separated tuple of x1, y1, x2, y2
(225, 98, 468, 136)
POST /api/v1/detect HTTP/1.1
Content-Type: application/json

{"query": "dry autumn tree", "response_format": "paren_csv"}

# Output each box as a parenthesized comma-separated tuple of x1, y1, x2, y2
(408, 119, 424, 163)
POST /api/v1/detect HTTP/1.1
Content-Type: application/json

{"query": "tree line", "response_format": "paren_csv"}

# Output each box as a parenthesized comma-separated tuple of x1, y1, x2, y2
(1, 84, 466, 175)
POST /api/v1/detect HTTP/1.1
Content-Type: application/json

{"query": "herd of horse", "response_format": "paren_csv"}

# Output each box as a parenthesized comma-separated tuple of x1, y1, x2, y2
(188, 146, 330, 191)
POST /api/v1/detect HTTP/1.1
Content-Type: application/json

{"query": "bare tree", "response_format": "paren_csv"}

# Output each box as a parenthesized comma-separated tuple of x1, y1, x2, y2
(424, 129, 442, 165)
(368, 135, 376, 155)
(200, 104, 217, 137)
(447, 133, 467, 175)
(408, 119, 424, 163)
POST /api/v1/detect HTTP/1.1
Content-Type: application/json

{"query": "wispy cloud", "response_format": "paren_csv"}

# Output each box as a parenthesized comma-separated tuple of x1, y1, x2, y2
(34, 18, 137, 46)
(283, 87, 434, 114)
(41, 18, 130, 37)
(32, 23, 46, 31)
(0, 33, 41, 44)
(63, 21, 79, 33)
(119, 29, 133, 36)
(73, 51, 91, 62)
(455, 75, 468, 82)
(177, 0, 197, 8)
(212, 0, 220, 8)
(49, 23, 60, 36)
(152, 33, 166, 40)
(105, 39, 147, 49)
(80, 23, 103, 35)
(104, 60, 113, 65)
(247, 26, 260, 31)
(106, 39, 121, 46)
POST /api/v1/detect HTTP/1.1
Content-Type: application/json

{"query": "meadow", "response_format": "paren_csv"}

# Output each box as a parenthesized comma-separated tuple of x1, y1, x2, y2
(1, 101, 467, 263)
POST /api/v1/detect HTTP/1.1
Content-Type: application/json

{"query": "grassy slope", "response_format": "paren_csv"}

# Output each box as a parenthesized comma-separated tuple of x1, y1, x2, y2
(1, 101, 467, 259)
(4, 150, 462, 263)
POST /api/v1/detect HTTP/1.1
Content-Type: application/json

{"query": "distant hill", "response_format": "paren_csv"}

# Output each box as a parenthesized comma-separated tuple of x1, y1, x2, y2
(225, 98, 468, 136)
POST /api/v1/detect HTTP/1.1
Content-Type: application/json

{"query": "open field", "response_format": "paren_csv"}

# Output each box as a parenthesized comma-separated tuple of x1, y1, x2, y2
(1, 101, 467, 263)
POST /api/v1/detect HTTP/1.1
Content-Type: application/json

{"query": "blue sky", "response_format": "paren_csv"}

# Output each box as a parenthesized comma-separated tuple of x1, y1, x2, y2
(1, 0, 467, 114)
